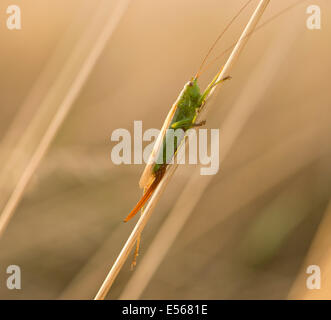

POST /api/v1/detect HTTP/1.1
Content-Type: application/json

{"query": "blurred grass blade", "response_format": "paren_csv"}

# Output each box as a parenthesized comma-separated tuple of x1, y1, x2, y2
(0, 0, 131, 238)
(288, 199, 331, 300)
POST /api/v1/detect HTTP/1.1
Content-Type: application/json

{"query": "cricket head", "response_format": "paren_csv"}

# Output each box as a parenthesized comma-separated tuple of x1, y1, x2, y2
(187, 78, 201, 103)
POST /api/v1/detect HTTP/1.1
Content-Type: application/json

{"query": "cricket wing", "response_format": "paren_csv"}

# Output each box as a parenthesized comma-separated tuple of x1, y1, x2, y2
(139, 82, 189, 189)
(124, 180, 157, 222)
(139, 102, 176, 189)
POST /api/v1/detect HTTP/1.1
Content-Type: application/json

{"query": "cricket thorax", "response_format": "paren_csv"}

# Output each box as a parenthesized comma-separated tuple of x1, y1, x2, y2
(151, 80, 203, 174)
(172, 79, 202, 121)
(181, 79, 201, 109)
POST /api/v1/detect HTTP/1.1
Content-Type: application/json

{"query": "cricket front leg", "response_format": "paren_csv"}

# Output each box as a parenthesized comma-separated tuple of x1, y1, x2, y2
(192, 120, 206, 127)
(199, 74, 232, 106)
(170, 118, 193, 130)
(171, 118, 206, 130)
(211, 75, 232, 88)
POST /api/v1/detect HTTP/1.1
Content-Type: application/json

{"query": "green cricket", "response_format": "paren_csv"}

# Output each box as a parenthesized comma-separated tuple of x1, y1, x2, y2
(124, 72, 231, 269)
(123, 70, 230, 223)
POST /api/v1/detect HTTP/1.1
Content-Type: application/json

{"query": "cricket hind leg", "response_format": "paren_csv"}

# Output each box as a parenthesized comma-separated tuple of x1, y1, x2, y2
(130, 166, 167, 269)
(131, 231, 141, 269)
(131, 187, 147, 270)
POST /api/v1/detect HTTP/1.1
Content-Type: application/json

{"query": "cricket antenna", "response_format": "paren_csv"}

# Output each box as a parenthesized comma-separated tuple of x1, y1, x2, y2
(202, 0, 308, 72)
(195, 0, 254, 79)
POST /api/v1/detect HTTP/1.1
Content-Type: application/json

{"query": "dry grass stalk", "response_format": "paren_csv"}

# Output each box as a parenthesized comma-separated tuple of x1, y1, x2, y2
(94, 0, 271, 300)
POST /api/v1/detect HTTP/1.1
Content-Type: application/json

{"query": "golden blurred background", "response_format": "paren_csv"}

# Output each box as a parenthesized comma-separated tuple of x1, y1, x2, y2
(0, 0, 330, 299)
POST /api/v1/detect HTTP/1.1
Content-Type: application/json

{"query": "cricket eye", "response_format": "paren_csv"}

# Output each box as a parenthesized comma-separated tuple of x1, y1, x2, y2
(188, 81, 193, 87)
